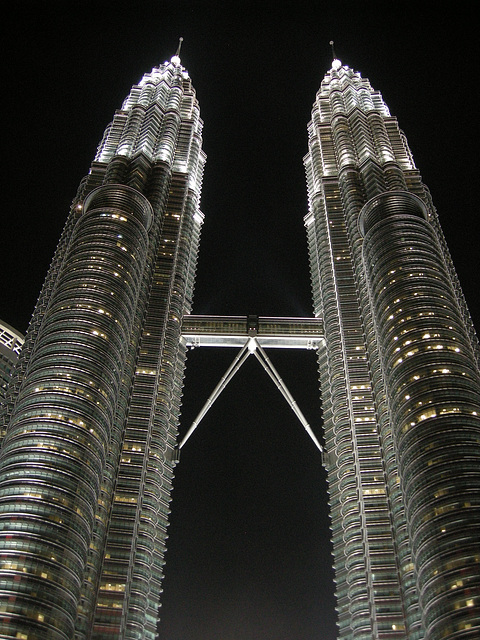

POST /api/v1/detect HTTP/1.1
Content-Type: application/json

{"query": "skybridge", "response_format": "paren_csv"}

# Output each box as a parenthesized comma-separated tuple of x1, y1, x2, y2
(181, 314, 324, 350)
(178, 315, 325, 458)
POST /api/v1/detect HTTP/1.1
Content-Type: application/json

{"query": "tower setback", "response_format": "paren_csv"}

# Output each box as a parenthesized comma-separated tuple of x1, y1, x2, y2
(305, 58, 480, 639)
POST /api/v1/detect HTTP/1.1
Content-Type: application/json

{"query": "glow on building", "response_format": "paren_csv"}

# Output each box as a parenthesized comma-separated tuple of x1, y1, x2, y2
(0, 51, 205, 640)
(304, 58, 480, 639)
(0, 48, 479, 640)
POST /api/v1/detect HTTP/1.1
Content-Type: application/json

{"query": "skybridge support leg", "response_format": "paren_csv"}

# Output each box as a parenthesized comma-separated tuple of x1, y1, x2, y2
(252, 342, 324, 455)
(178, 342, 251, 450)
(177, 337, 324, 461)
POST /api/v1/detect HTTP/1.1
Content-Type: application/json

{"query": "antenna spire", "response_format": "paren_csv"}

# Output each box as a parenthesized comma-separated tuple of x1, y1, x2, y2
(329, 40, 342, 70)
(176, 37, 183, 58)
(329, 40, 336, 60)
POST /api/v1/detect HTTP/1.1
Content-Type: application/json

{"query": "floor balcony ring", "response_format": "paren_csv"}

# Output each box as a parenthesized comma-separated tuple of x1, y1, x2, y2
(358, 190, 428, 237)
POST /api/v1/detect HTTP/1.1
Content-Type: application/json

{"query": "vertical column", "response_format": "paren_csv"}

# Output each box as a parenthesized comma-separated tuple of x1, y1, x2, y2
(360, 191, 480, 639)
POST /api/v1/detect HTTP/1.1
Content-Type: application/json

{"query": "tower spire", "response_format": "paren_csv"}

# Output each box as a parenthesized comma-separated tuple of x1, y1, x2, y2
(329, 40, 342, 70)
(329, 40, 336, 60)
(176, 36, 183, 57)
(170, 37, 183, 66)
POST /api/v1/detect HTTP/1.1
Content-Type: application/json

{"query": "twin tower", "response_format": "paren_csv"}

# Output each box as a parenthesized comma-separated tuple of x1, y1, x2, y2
(0, 50, 479, 640)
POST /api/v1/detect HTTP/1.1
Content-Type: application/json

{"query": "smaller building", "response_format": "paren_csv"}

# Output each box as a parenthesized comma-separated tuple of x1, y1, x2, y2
(0, 320, 23, 407)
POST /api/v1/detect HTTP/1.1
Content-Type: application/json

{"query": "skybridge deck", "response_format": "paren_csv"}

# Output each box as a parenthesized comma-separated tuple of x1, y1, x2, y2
(181, 315, 324, 349)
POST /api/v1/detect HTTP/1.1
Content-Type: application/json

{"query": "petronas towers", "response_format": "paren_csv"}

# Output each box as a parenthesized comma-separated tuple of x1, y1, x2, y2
(0, 49, 479, 640)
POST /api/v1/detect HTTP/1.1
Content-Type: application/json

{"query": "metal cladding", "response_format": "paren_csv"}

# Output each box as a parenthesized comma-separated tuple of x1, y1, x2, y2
(0, 56, 205, 640)
(358, 190, 428, 236)
(305, 61, 480, 638)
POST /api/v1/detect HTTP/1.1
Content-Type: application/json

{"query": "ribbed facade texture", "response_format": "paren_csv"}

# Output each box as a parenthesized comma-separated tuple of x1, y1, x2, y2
(0, 54, 205, 640)
(305, 59, 480, 639)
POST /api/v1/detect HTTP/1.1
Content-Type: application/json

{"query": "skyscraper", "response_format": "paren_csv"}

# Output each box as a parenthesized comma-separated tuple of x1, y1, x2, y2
(304, 57, 480, 638)
(0, 50, 205, 640)
(0, 45, 479, 640)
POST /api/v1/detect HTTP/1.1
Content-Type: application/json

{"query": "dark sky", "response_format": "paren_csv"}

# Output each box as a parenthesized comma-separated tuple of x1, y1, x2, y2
(2, 3, 479, 639)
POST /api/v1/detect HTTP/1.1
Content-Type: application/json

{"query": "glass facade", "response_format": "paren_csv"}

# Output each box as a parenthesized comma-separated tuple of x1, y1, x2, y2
(305, 60, 480, 639)
(0, 55, 205, 640)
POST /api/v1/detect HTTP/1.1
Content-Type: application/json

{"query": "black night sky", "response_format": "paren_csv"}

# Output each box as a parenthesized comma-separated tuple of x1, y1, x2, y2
(2, 3, 479, 639)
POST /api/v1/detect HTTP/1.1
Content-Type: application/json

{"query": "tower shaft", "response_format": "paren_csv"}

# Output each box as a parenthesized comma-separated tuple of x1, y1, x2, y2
(0, 56, 205, 640)
(305, 60, 480, 639)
